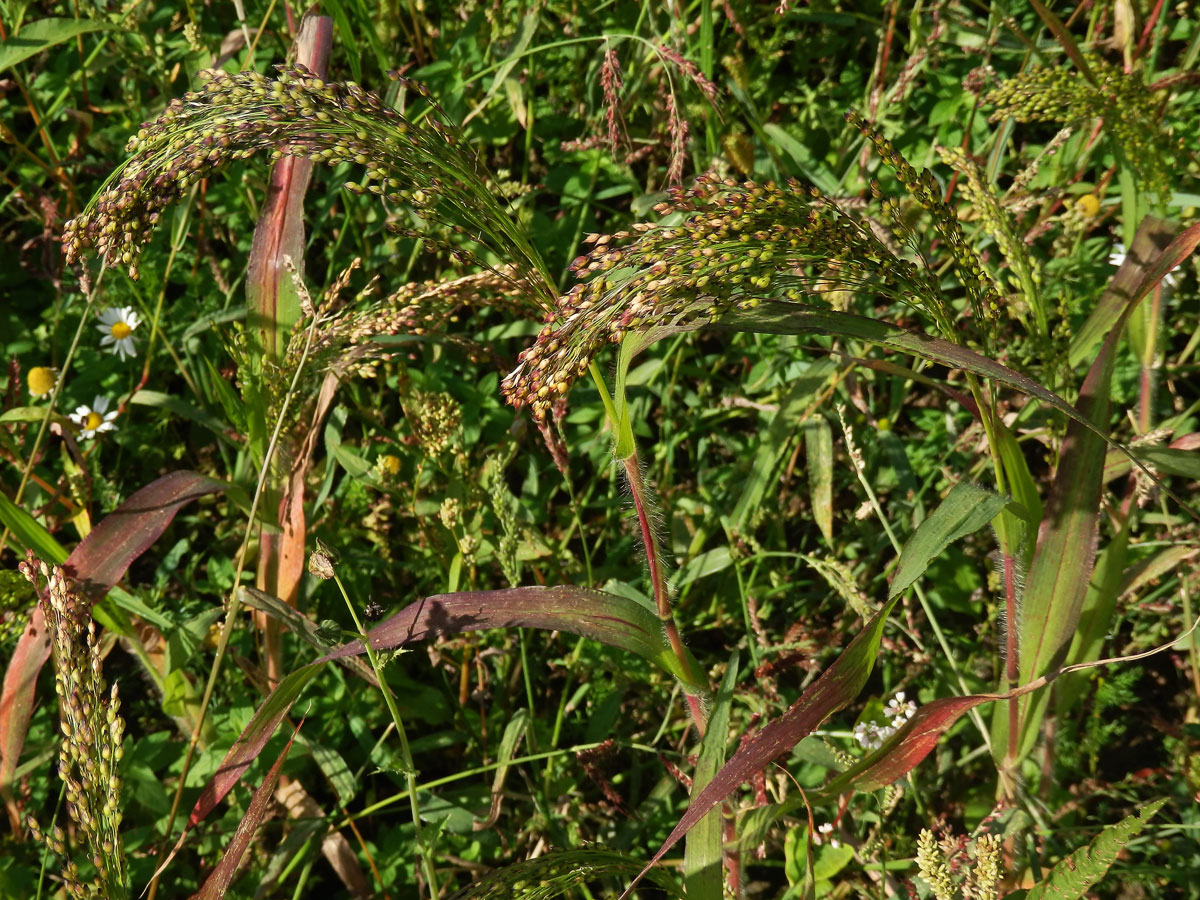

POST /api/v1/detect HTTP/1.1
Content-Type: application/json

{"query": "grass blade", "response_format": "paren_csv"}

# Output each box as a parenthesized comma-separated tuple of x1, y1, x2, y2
(621, 597, 898, 898)
(148, 663, 324, 883)
(890, 481, 1009, 600)
(194, 720, 304, 900)
(318, 585, 705, 690)
(684, 652, 739, 900)
(64, 470, 228, 597)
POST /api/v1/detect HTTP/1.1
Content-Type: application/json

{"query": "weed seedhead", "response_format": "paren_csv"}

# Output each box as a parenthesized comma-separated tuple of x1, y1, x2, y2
(62, 65, 552, 305)
(845, 111, 1002, 337)
(20, 554, 127, 900)
(503, 169, 953, 418)
(985, 56, 1173, 205)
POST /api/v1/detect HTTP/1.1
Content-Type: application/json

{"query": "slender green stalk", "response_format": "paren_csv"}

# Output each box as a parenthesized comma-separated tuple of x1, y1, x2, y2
(330, 571, 440, 898)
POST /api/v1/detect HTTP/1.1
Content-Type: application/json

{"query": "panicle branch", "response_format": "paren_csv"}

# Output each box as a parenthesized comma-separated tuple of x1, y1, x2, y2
(20, 554, 127, 900)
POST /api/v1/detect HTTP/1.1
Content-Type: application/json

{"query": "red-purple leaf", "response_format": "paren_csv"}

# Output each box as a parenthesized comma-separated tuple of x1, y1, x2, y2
(1003, 220, 1200, 764)
(0, 607, 51, 834)
(64, 469, 228, 596)
(318, 585, 703, 689)
(150, 664, 323, 883)
(193, 719, 304, 900)
(620, 597, 899, 898)
(0, 470, 225, 836)
(817, 695, 992, 797)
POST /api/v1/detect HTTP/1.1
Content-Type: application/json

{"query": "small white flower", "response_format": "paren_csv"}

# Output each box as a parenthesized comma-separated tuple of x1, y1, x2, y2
(816, 822, 834, 846)
(854, 720, 894, 751)
(70, 396, 119, 439)
(885, 692, 917, 728)
(96, 306, 142, 360)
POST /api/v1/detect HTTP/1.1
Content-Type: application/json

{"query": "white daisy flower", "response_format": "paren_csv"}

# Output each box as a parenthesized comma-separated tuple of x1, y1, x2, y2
(70, 396, 119, 439)
(96, 306, 142, 360)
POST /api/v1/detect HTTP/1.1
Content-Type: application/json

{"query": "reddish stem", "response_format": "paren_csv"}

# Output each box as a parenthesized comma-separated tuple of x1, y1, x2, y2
(621, 453, 708, 730)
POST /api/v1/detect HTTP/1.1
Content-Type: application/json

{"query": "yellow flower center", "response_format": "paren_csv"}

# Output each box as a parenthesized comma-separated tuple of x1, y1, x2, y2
(86, 412, 103, 430)
(27, 367, 57, 397)
(111, 322, 133, 340)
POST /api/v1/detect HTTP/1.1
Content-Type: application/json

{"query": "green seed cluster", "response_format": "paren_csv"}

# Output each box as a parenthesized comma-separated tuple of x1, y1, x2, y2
(20, 555, 127, 900)
(401, 389, 462, 455)
(503, 160, 969, 419)
(846, 111, 1002, 336)
(62, 64, 552, 302)
(937, 145, 1041, 339)
(915, 829, 956, 900)
(985, 57, 1173, 205)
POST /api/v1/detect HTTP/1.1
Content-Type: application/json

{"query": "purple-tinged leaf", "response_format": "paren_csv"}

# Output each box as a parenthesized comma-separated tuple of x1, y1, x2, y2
(1003, 220, 1200, 764)
(149, 664, 323, 883)
(1068, 217, 1178, 368)
(0, 608, 51, 835)
(193, 719, 304, 900)
(816, 695, 992, 798)
(318, 585, 704, 690)
(63, 470, 227, 597)
(620, 597, 898, 898)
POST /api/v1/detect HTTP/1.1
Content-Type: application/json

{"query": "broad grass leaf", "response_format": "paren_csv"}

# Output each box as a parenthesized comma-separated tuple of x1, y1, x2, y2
(193, 720, 304, 900)
(0, 17, 116, 71)
(1024, 799, 1165, 900)
(1003, 221, 1200, 764)
(64, 470, 228, 597)
(239, 586, 378, 686)
(148, 663, 323, 883)
(621, 597, 898, 898)
(446, 849, 683, 900)
(1056, 522, 1132, 713)
(1068, 217, 1177, 368)
(890, 481, 1008, 600)
(317, 585, 705, 690)
(684, 652, 739, 900)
